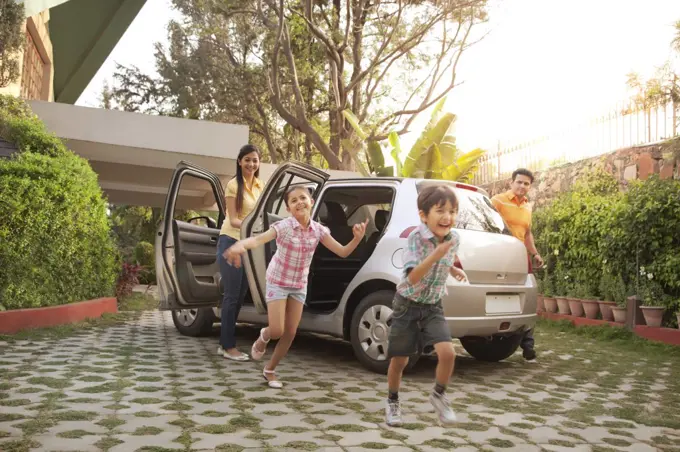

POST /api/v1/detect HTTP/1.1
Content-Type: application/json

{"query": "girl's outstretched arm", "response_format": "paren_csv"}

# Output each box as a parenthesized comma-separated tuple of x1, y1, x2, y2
(320, 220, 368, 258)
(224, 228, 277, 268)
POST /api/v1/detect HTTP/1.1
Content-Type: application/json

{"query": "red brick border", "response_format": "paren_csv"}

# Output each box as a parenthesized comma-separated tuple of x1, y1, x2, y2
(0, 298, 118, 334)
(539, 312, 680, 346)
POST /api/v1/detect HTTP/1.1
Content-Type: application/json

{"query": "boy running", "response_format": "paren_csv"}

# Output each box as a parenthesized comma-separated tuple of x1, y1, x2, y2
(225, 185, 367, 388)
(386, 184, 467, 426)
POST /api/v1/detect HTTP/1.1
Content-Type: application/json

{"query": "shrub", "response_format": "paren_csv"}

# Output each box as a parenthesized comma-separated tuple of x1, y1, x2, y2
(0, 96, 69, 158)
(533, 167, 680, 323)
(0, 96, 117, 310)
(133, 241, 156, 284)
(115, 262, 142, 299)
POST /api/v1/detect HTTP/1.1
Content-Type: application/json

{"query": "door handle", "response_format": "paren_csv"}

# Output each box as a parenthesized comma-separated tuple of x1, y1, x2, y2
(210, 237, 217, 243)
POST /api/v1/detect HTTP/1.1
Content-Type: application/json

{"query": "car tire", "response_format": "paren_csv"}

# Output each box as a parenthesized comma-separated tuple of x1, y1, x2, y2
(460, 333, 523, 362)
(171, 308, 216, 336)
(349, 290, 420, 375)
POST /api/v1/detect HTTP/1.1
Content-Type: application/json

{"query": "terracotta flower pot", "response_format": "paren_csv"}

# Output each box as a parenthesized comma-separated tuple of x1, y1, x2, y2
(598, 301, 617, 321)
(537, 294, 545, 313)
(582, 300, 600, 319)
(640, 306, 664, 328)
(555, 297, 571, 315)
(612, 306, 627, 323)
(544, 297, 557, 313)
(568, 298, 584, 317)
(677, 313, 680, 330)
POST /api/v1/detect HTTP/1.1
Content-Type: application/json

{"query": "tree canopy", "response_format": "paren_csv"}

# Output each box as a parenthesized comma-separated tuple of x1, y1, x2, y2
(110, 0, 488, 169)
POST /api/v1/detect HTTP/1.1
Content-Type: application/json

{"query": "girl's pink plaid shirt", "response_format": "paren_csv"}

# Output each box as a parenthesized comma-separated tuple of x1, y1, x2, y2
(265, 216, 329, 289)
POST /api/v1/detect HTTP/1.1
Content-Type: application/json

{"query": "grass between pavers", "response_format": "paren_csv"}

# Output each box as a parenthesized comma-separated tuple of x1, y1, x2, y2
(118, 292, 158, 312)
(3, 312, 680, 451)
(0, 293, 156, 343)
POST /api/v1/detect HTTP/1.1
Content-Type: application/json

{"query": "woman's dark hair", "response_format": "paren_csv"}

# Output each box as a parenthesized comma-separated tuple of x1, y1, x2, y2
(417, 184, 458, 214)
(234, 144, 261, 214)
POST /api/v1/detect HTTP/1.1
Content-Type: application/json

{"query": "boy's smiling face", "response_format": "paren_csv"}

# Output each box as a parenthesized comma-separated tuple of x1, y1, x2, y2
(419, 200, 457, 240)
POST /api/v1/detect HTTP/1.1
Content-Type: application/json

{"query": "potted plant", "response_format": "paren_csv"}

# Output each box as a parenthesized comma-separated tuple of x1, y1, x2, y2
(598, 271, 618, 321)
(567, 285, 585, 317)
(543, 273, 557, 313)
(581, 294, 601, 320)
(555, 275, 571, 315)
(638, 268, 666, 328)
(610, 277, 629, 324)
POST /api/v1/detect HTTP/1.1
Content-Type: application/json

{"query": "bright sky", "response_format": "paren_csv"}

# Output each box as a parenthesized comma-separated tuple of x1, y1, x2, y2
(77, 0, 680, 154)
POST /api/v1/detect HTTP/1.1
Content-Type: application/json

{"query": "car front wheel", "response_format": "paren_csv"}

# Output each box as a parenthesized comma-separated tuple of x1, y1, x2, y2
(171, 308, 216, 336)
(460, 332, 523, 362)
(349, 290, 420, 374)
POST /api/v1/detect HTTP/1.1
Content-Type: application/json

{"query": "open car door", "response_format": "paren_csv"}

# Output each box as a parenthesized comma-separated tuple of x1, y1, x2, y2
(157, 161, 226, 310)
(241, 162, 330, 313)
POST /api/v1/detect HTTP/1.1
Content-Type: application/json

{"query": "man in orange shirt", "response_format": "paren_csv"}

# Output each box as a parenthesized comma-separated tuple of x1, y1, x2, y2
(491, 168, 543, 361)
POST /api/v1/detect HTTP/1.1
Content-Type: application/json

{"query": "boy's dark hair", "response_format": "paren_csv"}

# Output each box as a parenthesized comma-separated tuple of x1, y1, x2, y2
(417, 184, 458, 214)
(283, 185, 312, 206)
(512, 168, 534, 183)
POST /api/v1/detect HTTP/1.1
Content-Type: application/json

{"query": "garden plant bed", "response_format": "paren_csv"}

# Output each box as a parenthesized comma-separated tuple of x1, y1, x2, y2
(539, 311, 680, 346)
(0, 298, 117, 334)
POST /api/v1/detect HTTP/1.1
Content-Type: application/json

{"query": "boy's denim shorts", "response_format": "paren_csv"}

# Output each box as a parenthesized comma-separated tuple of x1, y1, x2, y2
(265, 282, 307, 305)
(387, 293, 452, 358)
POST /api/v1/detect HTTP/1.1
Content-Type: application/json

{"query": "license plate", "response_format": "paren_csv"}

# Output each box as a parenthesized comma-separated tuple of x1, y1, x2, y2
(485, 294, 521, 314)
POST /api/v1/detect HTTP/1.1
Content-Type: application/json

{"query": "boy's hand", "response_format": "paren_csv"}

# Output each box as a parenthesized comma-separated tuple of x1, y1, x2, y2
(433, 239, 454, 260)
(352, 219, 369, 240)
(450, 266, 468, 282)
(224, 243, 246, 268)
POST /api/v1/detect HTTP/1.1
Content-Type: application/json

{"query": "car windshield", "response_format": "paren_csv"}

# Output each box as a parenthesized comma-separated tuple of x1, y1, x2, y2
(415, 182, 511, 235)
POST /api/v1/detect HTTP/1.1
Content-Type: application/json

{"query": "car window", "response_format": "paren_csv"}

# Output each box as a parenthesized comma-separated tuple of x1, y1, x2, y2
(455, 190, 511, 235)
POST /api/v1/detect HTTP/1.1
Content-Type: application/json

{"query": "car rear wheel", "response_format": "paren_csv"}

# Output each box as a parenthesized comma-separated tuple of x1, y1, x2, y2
(349, 290, 420, 374)
(460, 333, 523, 362)
(171, 308, 216, 336)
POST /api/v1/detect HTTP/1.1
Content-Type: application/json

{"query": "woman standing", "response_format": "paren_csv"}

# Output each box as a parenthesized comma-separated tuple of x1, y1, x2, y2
(216, 144, 263, 361)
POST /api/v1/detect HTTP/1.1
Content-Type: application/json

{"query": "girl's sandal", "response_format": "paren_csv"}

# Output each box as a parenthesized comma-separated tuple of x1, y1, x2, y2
(262, 368, 283, 389)
(251, 328, 269, 361)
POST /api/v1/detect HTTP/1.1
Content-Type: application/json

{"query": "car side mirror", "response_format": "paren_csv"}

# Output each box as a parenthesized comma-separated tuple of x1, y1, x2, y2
(187, 216, 217, 228)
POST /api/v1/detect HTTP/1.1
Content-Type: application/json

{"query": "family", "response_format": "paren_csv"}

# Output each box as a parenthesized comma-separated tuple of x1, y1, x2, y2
(216, 144, 542, 426)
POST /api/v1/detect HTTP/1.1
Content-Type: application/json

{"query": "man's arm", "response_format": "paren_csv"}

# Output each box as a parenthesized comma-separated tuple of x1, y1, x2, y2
(524, 229, 543, 268)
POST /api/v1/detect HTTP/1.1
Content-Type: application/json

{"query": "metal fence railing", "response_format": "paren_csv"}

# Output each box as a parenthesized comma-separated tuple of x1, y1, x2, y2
(473, 101, 679, 185)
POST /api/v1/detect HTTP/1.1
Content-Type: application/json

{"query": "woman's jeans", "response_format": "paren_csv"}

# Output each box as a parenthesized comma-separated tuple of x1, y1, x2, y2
(217, 235, 248, 350)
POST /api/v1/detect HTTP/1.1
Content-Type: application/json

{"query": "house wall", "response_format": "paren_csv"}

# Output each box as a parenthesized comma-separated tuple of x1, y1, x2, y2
(0, 10, 54, 102)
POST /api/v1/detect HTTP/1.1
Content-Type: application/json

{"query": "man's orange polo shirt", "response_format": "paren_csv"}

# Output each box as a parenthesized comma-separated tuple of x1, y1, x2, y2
(491, 190, 532, 242)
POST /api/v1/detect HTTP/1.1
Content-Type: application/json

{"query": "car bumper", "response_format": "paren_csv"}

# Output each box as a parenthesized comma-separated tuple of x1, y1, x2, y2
(441, 277, 537, 338)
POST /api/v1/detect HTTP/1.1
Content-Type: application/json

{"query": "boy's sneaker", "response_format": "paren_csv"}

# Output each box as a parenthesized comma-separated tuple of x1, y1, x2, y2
(429, 392, 457, 424)
(385, 399, 402, 426)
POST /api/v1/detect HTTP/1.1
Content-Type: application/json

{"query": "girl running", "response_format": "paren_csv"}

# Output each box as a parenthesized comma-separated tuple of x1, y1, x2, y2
(225, 185, 367, 388)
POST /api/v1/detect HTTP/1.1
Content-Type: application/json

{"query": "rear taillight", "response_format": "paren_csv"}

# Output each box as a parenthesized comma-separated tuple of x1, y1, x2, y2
(454, 256, 463, 270)
(453, 183, 478, 192)
(400, 226, 418, 238)
(527, 255, 533, 274)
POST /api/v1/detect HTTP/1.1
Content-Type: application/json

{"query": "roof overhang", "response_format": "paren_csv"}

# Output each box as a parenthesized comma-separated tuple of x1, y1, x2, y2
(49, 0, 146, 104)
(15, 0, 70, 17)
(28, 101, 358, 209)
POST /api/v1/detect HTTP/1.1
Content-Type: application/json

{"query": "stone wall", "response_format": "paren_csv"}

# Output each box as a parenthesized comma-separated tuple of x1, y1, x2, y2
(480, 139, 680, 208)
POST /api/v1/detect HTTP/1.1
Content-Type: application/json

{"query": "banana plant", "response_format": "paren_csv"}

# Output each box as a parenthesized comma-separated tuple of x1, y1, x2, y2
(342, 98, 486, 182)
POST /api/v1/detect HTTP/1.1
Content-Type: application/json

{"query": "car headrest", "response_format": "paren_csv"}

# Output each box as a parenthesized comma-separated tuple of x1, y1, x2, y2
(374, 210, 389, 231)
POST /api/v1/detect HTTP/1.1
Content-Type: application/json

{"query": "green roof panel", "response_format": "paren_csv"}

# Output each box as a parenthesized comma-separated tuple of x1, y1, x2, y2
(49, 0, 146, 104)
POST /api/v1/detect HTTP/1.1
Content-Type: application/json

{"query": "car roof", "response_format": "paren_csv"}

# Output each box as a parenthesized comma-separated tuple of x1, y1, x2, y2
(327, 176, 489, 198)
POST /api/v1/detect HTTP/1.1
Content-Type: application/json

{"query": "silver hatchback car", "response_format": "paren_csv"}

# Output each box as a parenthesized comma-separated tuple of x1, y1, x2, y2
(156, 161, 537, 374)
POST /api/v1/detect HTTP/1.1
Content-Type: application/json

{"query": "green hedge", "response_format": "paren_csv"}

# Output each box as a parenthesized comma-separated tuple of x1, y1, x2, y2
(533, 164, 680, 322)
(0, 96, 117, 310)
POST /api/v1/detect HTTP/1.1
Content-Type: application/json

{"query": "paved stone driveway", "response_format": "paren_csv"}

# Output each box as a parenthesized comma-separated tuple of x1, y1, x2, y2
(1, 311, 680, 452)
